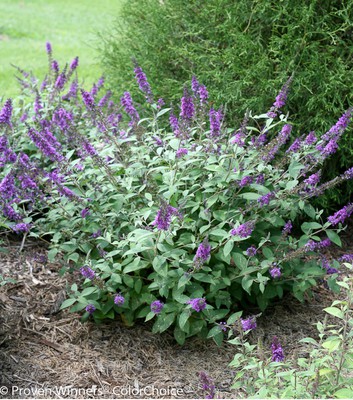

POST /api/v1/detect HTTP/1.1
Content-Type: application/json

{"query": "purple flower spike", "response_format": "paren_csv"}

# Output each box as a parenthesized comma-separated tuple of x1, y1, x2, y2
(241, 316, 257, 331)
(134, 62, 152, 101)
(327, 203, 353, 226)
(246, 245, 257, 257)
(286, 138, 301, 153)
(258, 192, 275, 206)
(343, 167, 353, 180)
(282, 220, 292, 235)
(231, 221, 255, 238)
(194, 240, 211, 267)
(304, 131, 317, 145)
(339, 254, 353, 263)
(152, 202, 180, 231)
(12, 223, 31, 233)
(199, 371, 216, 400)
(267, 76, 292, 117)
(80, 266, 96, 280)
(70, 56, 79, 71)
(269, 265, 281, 278)
(271, 336, 285, 362)
(151, 300, 164, 314)
(86, 304, 96, 314)
(176, 148, 188, 158)
(81, 90, 95, 110)
(209, 108, 223, 138)
(304, 172, 320, 187)
(46, 42, 52, 55)
(239, 175, 253, 187)
(187, 298, 207, 312)
(120, 91, 139, 122)
(0, 99, 13, 126)
(114, 293, 125, 306)
(81, 208, 90, 218)
(198, 85, 209, 104)
(180, 88, 195, 120)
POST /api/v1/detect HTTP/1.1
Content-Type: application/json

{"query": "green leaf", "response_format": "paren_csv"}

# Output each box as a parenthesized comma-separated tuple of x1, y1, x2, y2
(288, 161, 303, 178)
(232, 252, 248, 270)
(334, 389, 353, 399)
(241, 276, 253, 295)
(301, 222, 322, 233)
(326, 230, 342, 246)
(48, 248, 59, 262)
(123, 257, 144, 273)
(60, 298, 77, 309)
(285, 180, 298, 190)
(81, 287, 97, 296)
(179, 310, 190, 330)
(223, 240, 234, 257)
(323, 306, 344, 319)
(174, 326, 186, 345)
(239, 192, 262, 200)
(153, 312, 175, 333)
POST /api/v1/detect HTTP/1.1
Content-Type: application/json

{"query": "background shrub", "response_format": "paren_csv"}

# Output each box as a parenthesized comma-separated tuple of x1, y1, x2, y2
(100, 0, 353, 210)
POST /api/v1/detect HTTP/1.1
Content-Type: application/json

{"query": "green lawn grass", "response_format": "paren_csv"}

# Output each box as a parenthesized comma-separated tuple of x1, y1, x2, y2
(0, 0, 122, 99)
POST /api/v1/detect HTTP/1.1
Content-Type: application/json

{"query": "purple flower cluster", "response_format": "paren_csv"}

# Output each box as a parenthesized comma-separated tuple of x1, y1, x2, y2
(151, 300, 164, 314)
(80, 266, 96, 280)
(199, 371, 215, 400)
(176, 148, 188, 158)
(321, 257, 338, 274)
(267, 76, 292, 117)
(241, 316, 257, 331)
(327, 203, 353, 226)
(271, 337, 284, 362)
(134, 62, 153, 101)
(256, 174, 265, 185)
(81, 90, 95, 110)
(86, 304, 96, 314)
(231, 221, 255, 238)
(263, 124, 292, 162)
(0, 99, 13, 126)
(339, 254, 353, 263)
(286, 137, 301, 153)
(304, 172, 320, 187)
(258, 192, 275, 206)
(194, 240, 211, 267)
(282, 220, 292, 235)
(209, 108, 223, 138)
(269, 265, 281, 278)
(152, 203, 180, 230)
(187, 298, 207, 312)
(12, 222, 31, 233)
(239, 175, 253, 187)
(28, 127, 64, 163)
(343, 167, 353, 180)
(120, 91, 139, 122)
(305, 238, 331, 252)
(114, 293, 125, 306)
(246, 245, 257, 257)
(81, 208, 90, 218)
(70, 56, 79, 71)
(180, 89, 195, 120)
(304, 131, 317, 145)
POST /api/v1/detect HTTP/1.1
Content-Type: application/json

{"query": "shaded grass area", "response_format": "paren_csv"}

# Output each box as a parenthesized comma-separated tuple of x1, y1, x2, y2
(0, 0, 121, 99)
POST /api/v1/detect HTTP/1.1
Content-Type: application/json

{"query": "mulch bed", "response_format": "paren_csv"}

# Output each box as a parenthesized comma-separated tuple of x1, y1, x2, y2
(0, 229, 352, 399)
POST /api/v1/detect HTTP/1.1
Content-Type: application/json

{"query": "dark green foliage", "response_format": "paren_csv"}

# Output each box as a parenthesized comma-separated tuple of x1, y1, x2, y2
(100, 0, 353, 209)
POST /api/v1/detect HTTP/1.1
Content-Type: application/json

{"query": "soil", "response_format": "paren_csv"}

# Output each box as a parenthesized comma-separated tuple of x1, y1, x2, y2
(0, 230, 352, 399)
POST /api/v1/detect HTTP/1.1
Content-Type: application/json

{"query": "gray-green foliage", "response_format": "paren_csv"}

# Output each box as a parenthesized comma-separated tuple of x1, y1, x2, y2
(229, 266, 353, 399)
(100, 0, 353, 209)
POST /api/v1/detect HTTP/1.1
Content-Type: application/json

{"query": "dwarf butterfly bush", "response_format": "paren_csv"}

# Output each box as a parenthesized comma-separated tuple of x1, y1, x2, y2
(0, 44, 351, 344)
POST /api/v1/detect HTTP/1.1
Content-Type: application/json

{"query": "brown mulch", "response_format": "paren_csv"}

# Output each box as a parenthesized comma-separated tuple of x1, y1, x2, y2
(0, 231, 352, 399)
